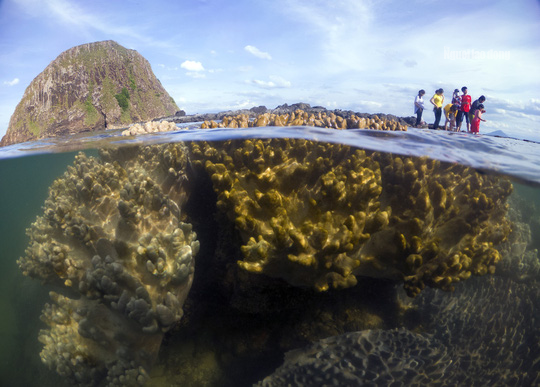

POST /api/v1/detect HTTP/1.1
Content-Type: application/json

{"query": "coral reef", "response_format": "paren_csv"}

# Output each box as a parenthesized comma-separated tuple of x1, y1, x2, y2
(373, 153, 513, 296)
(188, 139, 512, 295)
(18, 137, 517, 386)
(413, 276, 539, 385)
(496, 191, 540, 282)
(199, 109, 408, 131)
(121, 120, 178, 136)
(258, 275, 539, 386)
(257, 328, 452, 386)
(18, 144, 199, 386)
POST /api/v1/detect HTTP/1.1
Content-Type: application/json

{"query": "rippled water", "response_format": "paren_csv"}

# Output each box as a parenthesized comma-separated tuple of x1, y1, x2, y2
(0, 126, 538, 386)
(2, 125, 540, 185)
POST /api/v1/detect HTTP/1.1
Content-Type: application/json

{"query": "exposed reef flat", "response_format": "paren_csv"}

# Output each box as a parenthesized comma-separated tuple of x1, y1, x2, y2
(120, 102, 410, 136)
(160, 102, 412, 130)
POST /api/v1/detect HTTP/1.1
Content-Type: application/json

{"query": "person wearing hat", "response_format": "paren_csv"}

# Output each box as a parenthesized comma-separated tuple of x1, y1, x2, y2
(451, 89, 461, 106)
(429, 88, 444, 129)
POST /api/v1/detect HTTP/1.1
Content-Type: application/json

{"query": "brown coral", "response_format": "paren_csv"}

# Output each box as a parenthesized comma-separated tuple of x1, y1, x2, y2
(18, 144, 199, 386)
(373, 153, 513, 296)
(188, 139, 512, 295)
(199, 109, 408, 131)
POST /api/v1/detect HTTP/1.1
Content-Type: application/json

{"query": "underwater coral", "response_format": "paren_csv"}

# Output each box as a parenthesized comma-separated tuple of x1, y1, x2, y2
(18, 145, 199, 385)
(258, 275, 539, 386)
(189, 139, 512, 296)
(18, 139, 516, 385)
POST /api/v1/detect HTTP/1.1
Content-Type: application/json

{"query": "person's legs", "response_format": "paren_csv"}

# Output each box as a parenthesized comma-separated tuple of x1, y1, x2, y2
(456, 111, 463, 131)
(465, 112, 470, 132)
(444, 115, 450, 130)
(433, 107, 442, 129)
(415, 109, 423, 126)
(450, 117, 456, 131)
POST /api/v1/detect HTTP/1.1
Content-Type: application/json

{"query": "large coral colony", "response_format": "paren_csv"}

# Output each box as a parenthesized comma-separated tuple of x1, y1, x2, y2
(18, 133, 530, 385)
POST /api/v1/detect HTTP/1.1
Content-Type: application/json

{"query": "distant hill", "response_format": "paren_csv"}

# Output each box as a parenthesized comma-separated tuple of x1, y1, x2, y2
(1, 40, 178, 146)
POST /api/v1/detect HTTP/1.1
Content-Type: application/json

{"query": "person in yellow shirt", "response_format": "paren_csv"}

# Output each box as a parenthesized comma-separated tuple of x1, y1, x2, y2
(429, 89, 444, 129)
(444, 103, 458, 131)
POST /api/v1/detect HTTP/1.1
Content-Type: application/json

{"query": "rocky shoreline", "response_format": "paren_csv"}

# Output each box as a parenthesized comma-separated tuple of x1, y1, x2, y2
(158, 102, 416, 128)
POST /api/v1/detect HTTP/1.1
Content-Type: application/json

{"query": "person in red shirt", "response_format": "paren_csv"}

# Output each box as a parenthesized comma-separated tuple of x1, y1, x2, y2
(456, 86, 472, 132)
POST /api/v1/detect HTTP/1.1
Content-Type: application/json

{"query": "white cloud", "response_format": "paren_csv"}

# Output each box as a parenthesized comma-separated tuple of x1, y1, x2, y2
(13, 0, 176, 49)
(3, 78, 20, 86)
(238, 65, 253, 72)
(357, 100, 383, 110)
(185, 72, 206, 79)
(250, 76, 291, 89)
(181, 60, 205, 72)
(244, 45, 272, 60)
(489, 97, 540, 117)
(279, 0, 373, 70)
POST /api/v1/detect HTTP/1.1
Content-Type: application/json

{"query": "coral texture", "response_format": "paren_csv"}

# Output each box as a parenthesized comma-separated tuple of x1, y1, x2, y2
(18, 138, 515, 385)
(121, 120, 178, 136)
(257, 328, 452, 386)
(258, 276, 539, 386)
(189, 139, 512, 295)
(199, 109, 408, 131)
(18, 144, 198, 386)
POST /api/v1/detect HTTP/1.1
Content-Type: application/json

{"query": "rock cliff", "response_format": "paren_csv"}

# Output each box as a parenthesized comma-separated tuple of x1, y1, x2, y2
(0, 40, 178, 146)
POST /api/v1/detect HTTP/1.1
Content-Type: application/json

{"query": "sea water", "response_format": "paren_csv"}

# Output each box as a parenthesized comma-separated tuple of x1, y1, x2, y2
(0, 126, 538, 386)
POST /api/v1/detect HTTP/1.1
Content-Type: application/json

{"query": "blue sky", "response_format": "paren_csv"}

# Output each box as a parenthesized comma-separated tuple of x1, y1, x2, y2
(0, 0, 539, 140)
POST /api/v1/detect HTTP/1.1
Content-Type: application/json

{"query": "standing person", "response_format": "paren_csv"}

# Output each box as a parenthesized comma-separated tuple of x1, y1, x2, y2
(451, 89, 461, 105)
(429, 88, 444, 129)
(443, 103, 458, 131)
(470, 95, 486, 123)
(414, 89, 426, 127)
(470, 103, 486, 134)
(456, 86, 471, 132)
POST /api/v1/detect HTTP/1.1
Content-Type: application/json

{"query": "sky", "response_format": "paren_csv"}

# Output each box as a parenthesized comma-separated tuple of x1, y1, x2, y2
(0, 0, 539, 140)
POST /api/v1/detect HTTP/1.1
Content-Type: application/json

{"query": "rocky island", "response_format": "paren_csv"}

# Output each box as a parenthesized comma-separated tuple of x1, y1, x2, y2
(0, 40, 178, 147)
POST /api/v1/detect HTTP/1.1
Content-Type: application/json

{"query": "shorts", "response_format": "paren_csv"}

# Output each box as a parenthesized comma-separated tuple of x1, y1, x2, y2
(456, 111, 469, 125)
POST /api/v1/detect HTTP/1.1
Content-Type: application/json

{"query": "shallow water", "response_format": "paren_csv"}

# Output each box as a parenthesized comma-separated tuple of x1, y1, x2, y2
(0, 126, 538, 386)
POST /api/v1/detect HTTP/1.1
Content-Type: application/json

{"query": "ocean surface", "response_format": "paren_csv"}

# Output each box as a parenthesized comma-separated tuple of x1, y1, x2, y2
(0, 125, 538, 386)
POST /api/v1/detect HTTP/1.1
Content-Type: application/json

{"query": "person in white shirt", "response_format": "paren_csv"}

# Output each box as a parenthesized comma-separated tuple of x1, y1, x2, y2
(414, 89, 426, 127)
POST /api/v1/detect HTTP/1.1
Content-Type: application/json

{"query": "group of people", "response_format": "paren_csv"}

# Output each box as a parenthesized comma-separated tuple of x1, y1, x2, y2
(414, 87, 487, 133)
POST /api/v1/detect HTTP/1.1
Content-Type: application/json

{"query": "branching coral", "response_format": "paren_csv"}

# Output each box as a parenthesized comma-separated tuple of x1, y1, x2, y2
(190, 139, 386, 291)
(373, 154, 513, 296)
(18, 144, 199, 386)
(188, 139, 512, 295)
